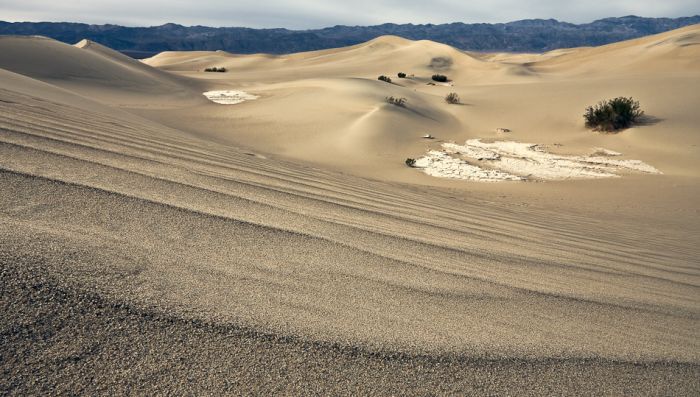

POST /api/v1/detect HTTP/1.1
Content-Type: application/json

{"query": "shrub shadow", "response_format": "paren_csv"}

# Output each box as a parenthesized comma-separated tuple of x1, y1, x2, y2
(636, 115, 664, 126)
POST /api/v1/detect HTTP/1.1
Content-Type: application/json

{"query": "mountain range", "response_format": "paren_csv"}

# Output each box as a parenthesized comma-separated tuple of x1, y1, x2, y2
(1, 15, 699, 57)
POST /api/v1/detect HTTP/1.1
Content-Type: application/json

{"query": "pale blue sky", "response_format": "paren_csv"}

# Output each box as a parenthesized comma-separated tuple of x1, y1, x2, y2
(1, 0, 699, 29)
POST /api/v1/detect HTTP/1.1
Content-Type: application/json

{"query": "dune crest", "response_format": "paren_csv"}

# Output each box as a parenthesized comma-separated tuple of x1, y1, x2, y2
(0, 35, 203, 106)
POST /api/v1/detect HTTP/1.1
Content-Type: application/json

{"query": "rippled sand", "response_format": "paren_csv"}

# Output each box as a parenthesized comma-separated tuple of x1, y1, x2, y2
(1, 29, 699, 395)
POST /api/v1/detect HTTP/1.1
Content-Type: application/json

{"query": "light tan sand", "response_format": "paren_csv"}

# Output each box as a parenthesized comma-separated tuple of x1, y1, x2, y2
(0, 36, 205, 107)
(1, 28, 699, 394)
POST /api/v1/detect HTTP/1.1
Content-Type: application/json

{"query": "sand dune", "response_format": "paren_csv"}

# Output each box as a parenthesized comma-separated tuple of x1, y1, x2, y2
(144, 35, 521, 85)
(136, 26, 700, 185)
(527, 25, 700, 75)
(0, 36, 204, 106)
(1, 26, 699, 395)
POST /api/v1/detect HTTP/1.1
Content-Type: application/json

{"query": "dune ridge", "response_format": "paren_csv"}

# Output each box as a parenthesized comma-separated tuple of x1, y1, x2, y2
(0, 35, 204, 106)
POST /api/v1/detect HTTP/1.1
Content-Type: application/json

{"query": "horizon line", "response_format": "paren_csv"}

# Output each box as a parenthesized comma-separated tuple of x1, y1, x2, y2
(2, 14, 699, 31)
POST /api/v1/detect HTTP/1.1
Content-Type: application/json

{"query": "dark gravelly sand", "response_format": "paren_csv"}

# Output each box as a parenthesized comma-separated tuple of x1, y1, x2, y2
(3, 258, 698, 396)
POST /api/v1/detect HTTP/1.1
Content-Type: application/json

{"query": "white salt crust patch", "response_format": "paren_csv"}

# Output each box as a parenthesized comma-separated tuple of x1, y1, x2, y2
(414, 139, 661, 182)
(203, 90, 259, 104)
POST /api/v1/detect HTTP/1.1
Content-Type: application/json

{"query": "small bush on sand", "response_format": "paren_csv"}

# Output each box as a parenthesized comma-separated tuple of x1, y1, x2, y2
(432, 74, 448, 82)
(378, 75, 392, 83)
(397, 72, 407, 78)
(386, 96, 407, 107)
(445, 92, 461, 104)
(204, 67, 227, 72)
(405, 158, 416, 167)
(584, 97, 644, 132)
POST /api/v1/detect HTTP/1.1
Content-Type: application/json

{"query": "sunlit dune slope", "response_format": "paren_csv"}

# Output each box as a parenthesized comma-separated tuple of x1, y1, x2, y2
(144, 35, 535, 84)
(525, 24, 700, 75)
(135, 28, 700, 182)
(0, 36, 204, 106)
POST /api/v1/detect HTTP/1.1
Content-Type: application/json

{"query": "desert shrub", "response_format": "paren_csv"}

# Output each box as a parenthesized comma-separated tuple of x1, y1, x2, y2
(584, 97, 644, 132)
(216, 67, 227, 72)
(405, 158, 416, 167)
(432, 74, 448, 82)
(386, 96, 407, 107)
(445, 92, 460, 104)
(204, 67, 227, 72)
(397, 72, 407, 78)
(378, 75, 392, 83)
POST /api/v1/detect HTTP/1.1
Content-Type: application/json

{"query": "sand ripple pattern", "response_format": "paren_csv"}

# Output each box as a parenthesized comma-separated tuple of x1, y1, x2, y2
(1, 84, 698, 394)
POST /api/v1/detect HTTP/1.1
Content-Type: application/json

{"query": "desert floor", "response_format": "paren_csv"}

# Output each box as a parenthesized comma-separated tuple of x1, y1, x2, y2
(1, 26, 699, 395)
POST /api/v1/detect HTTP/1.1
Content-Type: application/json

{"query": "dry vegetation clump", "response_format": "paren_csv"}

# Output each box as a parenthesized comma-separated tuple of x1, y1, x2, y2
(432, 74, 448, 82)
(445, 92, 461, 104)
(386, 96, 407, 107)
(378, 75, 392, 83)
(397, 72, 407, 78)
(584, 97, 644, 132)
(405, 158, 416, 167)
(204, 67, 227, 72)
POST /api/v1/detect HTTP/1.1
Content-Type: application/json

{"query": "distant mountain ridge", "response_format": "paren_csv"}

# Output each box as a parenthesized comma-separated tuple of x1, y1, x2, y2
(1, 16, 699, 57)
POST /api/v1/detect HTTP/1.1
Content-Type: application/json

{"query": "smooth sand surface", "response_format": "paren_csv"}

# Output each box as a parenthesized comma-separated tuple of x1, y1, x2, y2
(1, 27, 699, 395)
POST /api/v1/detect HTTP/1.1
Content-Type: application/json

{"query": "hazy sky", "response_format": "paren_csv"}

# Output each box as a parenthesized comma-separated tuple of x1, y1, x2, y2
(1, 0, 699, 29)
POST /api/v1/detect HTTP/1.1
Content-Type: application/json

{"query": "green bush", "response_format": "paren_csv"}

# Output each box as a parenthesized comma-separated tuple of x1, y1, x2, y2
(378, 75, 392, 83)
(584, 97, 644, 132)
(445, 92, 460, 104)
(432, 74, 448, 82)
(397, 72, 407, 78)
(386, 96, 407, 107)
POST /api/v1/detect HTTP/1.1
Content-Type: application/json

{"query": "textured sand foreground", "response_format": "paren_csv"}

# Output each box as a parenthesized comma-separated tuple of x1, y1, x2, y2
(1, 27, 699, 395)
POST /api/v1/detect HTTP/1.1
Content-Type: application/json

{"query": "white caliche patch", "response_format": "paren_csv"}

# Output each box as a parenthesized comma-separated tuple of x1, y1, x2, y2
(203, 90, 259, 105)
(414, 139, 661, 182)
(415, 151, 524, 182)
